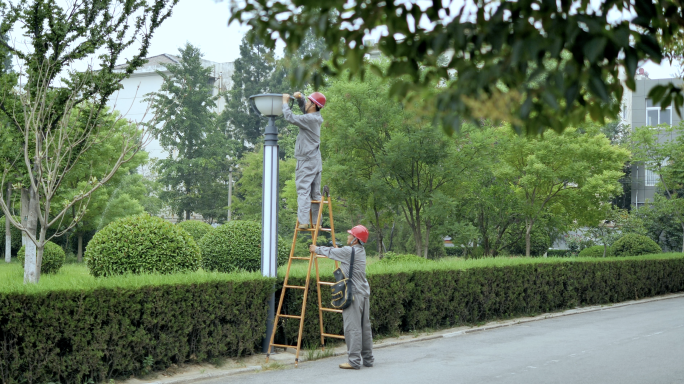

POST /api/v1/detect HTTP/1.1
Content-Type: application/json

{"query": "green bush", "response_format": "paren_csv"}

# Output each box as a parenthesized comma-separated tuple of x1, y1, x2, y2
(444, 247, 460, 256)
(611, 233, 662, 257)
(579, 245, 610, 257)
(0, 216, 23, 255)
(176, 220, 213, 241)
(85, 214, 201, 277)
(378, 252, 430, 264)
(0, 273, 273, 384)
(199, 220, 288, 272)
(17, 241, 66, 274)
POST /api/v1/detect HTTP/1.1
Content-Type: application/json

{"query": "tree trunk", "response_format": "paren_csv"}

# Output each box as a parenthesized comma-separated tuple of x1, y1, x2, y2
(227, 170, 232, 222)
(423, 219, 431, 259)
(374, 207, 384, 256)
(388, 221, 395, 253)
(77, 232, 83, 263)
(21, 188, 29, 248)
(24, 186, 40, 283)
(525, 219, 534, 257)
(185, 210, 191, 221)
(603, 243, 608, 258)
(5, 186, 11, 263)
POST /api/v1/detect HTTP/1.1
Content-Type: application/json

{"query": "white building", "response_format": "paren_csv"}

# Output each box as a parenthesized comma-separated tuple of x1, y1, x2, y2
(108, 54, 235, 159)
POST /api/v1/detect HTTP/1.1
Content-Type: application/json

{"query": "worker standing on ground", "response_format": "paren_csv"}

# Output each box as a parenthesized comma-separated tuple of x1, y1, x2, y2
(310, 225, 374, 370)
(282, 91, 326, 229)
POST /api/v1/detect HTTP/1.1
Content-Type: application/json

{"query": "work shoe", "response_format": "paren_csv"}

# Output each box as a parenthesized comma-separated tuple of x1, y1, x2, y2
(363, 362, 373, 367)
(339, 363, 359, 370)
(298, 223, 310, 229)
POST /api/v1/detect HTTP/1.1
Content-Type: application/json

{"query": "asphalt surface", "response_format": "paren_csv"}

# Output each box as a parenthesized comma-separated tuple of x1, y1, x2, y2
(208, 296, 684, 384)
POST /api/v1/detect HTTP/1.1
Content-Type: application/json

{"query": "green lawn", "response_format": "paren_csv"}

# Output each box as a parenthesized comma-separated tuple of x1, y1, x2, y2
(3, 252, 683, 294)
(0, 261, 267, 295)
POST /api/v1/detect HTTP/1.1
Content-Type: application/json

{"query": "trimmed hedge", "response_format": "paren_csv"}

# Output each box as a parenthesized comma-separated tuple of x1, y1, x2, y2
(578, 245, 609, 258)
(199, 221, 288, 272)
(2, 255, 684, 383)
(0, 275, 273, 384)
(547, 249, 572, 257)
(176, 220, 213, 241)
(17, 241, 66, 274)
(85, 214, 201, 277)
(612, 233, 662, 257)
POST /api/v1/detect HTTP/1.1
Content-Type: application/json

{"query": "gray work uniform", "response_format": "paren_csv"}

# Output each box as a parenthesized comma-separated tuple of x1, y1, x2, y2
(315, 243, 374, 369)
(282, 100, 323, 225)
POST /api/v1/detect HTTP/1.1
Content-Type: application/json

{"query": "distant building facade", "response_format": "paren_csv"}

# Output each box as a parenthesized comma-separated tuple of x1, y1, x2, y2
(620, 68, 683, 208)
(109, 54, 235, 159)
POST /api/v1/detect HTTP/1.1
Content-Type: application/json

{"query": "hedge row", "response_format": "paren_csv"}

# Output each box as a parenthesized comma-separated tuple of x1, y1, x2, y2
(0, 278, 273, 384)
(274, 256, 684, 346)
(2, 256, 684, 383)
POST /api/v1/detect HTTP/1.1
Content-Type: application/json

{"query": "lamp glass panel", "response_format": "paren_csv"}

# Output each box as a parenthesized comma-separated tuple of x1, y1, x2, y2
(254, 95, 284, 116)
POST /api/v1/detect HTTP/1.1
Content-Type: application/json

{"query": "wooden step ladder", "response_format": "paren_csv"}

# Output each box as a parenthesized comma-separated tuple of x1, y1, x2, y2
(265, 187, 344, 367)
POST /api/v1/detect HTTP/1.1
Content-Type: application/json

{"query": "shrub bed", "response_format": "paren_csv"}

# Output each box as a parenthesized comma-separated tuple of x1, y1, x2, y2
(611, 233, 662, 257)
(176, 220, 213, 241)
(578, 245, 609, 258)
(1, 254, 684, 383)
(17, 241, 66, 274)
(199, 220, 288, 272)
(0, 270, 273, 384)
(85, 214, 201, 277)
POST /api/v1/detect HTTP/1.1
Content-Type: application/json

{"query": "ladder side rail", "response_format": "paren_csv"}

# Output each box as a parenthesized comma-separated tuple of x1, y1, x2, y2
(267, 219, 303, 359)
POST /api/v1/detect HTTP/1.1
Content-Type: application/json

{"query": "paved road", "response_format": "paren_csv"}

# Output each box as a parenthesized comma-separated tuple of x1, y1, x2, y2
(211, 297, 684, 384)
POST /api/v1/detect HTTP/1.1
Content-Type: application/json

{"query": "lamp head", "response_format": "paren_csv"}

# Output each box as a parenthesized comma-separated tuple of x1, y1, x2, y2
(249, 94, 291, 117)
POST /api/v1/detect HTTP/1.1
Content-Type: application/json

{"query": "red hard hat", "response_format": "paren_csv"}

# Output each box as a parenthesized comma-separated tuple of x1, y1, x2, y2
(347, 225, 369, 244)
(308, 92, 326, 108)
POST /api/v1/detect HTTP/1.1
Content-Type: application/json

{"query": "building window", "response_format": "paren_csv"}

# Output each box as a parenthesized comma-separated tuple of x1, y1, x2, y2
(645, 168, 658, 187)
(646, 98, 672, 126)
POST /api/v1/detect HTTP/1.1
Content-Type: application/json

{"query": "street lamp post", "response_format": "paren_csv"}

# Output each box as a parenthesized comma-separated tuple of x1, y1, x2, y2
(248, 93, 291, 354)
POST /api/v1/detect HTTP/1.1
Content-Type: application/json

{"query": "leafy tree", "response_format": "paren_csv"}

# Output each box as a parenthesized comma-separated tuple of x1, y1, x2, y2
(228, 0, 684, 136)
(497, 125, 629, 256)
(0, 33, 11, 73)
(321, 68, 484, 257)
(146, 42, 235, 222)
(0, 0, 177, 283)
(54, 111, 148, 261)
(232, 147, 297, 238)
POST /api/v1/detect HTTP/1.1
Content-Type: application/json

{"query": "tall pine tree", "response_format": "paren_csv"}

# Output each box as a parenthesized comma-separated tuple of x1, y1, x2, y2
(222, 30, 278, 155)
(147, 43, 235, 221)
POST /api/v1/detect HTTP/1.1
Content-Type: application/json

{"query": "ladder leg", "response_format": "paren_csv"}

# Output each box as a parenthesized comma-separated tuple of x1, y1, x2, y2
(267, 219, 301, 359)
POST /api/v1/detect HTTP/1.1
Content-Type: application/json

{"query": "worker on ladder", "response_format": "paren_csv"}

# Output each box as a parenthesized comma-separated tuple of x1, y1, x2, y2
(282, 91, 327, 229)
(310, 225, 374, 370)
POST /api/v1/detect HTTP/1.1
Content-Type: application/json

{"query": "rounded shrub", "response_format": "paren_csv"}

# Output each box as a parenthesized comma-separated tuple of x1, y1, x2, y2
(85, 214, 201, 277)
(17, 241, 65, 274)
(199, 220, 288, 272)
(0, 216, 23, 255)
(378, 252, 429, 264)
(176, 220, 213, 241)
(611, 233, 662, 257)
(578, 245, 610, 258)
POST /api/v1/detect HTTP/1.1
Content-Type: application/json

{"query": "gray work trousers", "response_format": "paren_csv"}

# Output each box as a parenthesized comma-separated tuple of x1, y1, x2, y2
(295, 160, 321, 225)
(342, 294, 374, 368)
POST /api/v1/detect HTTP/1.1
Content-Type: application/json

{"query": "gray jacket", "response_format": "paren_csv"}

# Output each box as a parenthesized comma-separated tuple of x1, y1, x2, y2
(315, 243, 370, 297)
(282, 101, 323, 168)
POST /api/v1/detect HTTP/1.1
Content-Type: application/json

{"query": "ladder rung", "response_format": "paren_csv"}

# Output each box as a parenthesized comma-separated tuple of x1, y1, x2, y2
(291, 256, 311, 260)
(318, 281, 335, 286)
(297, 228, 316, 232)
(310, 200, 329, 204)
(272, 343, 298, 349)
(279, 314, 302, 319)
(321, 307, 343, 313)
(284, 285, 307, 289)
(319, 228, 332, 232)
(322, 333, 345, 339)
